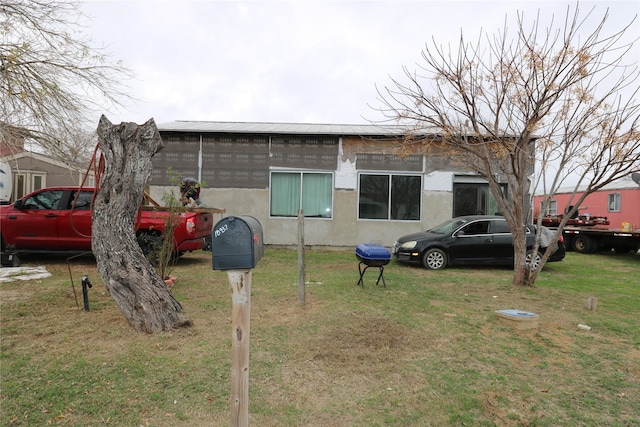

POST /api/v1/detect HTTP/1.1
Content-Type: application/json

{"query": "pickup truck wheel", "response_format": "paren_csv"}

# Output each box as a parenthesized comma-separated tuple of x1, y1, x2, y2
(572, 235, 594, 254)
(1, 236, 20, 267)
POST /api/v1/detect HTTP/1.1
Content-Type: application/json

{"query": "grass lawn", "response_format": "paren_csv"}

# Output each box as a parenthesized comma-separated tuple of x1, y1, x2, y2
(1, 249, 639, 426)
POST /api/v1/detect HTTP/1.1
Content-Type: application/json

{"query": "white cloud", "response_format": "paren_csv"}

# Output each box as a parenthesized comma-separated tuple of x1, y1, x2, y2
(80, 0, 640, 126)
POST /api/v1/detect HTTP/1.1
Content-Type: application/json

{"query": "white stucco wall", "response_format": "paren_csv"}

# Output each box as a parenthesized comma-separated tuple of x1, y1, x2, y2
(149, 182, 454, 248)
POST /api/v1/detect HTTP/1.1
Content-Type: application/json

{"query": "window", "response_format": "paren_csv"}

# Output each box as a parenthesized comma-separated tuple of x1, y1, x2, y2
(270, 172, 332, 218)
(608, 193, 621, 212)
(22, 190, 64, 210)
(32, 174, 44, 191)
(453, 182, 506, 217)
(14, 174, 25, 199)
(358, 174, 421, 220)
(459, 221, 490, 235)
(540, 200, 557, 216)
(492, 220, 511, 234)
(13, 172, 45, 200)
(70, 190, 95, 210)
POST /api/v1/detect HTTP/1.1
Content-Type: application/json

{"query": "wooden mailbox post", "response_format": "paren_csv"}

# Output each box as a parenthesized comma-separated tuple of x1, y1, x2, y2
(212, 216, 264, 427)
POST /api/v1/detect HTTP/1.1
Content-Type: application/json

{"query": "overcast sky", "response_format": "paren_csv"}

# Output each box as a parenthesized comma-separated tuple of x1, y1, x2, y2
(80, 0, 640, 127)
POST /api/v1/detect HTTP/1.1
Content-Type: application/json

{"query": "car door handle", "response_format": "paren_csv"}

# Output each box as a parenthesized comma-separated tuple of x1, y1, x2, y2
(44, 213, 58, 218)
(484, 239, 492, 243)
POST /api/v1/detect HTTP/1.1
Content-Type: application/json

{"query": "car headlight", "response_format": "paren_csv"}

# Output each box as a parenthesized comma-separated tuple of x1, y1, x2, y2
(400, 241, 417, 249)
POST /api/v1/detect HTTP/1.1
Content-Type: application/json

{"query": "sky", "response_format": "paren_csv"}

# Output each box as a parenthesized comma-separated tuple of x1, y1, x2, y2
(79, 0, 640, 127)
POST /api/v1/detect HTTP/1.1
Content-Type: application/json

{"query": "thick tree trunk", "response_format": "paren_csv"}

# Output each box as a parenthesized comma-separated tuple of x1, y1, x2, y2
(92, 116, 192, 333)
(512, 229, 532, 286)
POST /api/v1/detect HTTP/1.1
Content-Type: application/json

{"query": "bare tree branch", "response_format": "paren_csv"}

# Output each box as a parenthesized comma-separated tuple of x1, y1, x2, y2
(0, 0, 133, 156)
(374, 3, 640, 286)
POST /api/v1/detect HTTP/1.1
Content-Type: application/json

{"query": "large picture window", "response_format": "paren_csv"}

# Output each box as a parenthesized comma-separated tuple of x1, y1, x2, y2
(358, 174, 421, 220)
(270, 172, 332, 217)
(453, 182, 506, 217)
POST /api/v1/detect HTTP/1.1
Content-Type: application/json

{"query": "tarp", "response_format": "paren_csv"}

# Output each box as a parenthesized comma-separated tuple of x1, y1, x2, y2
(538, 226, 559, 252)
(0, 266, 52, 283)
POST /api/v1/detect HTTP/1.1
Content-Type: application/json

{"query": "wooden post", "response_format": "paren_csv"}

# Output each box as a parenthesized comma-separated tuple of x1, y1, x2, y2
(228, 269, 252, 427)
(298, 209, 305, 305)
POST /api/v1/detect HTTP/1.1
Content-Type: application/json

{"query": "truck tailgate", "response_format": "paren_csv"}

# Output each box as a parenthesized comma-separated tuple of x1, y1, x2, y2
(194, 211, 214, 237)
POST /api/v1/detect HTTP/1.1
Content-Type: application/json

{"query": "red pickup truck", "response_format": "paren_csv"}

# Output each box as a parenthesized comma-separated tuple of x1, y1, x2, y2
(0, 186, 214, 265)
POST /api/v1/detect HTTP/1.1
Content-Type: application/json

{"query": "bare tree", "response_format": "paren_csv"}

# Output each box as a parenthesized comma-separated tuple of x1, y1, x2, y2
(41, 126, 97, 168)
(0, 0, 131, 154)
(376, 3, 640, 286)
(1, 2, 191, 332)
(93, 116, 192, 333)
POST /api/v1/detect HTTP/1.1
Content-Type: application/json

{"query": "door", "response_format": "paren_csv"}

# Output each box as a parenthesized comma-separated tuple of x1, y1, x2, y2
(448, 220, 492, 262)
(56, 189, 94, 250)
(489, 219, 516, 261)
(6, 189, 64, 250)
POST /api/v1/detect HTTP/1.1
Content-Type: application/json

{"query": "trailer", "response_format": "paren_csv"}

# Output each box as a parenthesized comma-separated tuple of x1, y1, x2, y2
(562, 226, 640, 254)
(541, 214, 640, 254)
(0, 161, 11, 204)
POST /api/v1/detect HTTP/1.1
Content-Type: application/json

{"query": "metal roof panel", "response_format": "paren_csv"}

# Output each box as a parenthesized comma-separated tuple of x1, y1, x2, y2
(157, 120, 417, 136)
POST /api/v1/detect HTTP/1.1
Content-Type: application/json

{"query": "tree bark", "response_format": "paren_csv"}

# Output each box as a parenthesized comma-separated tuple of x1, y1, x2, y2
(512, 226, 531, 286)
(92, 115, 192, 333)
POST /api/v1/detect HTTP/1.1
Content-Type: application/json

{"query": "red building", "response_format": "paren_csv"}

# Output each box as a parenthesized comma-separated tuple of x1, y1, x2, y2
(534, 174, 640, 230)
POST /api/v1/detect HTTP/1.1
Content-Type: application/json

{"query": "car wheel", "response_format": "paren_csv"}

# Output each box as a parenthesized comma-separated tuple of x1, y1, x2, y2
(526, 250, 542, 270)
(422, 248, 447, 270)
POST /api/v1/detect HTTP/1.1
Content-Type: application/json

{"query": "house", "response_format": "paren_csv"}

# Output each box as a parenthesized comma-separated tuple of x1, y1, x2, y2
(533, 174, 640, 229)
(0, 151, 95, 202)
(148, 121, 515, 248)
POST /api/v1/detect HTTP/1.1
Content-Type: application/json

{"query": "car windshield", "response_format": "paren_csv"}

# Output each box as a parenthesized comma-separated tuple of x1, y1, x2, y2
(427, 218, 469, 234)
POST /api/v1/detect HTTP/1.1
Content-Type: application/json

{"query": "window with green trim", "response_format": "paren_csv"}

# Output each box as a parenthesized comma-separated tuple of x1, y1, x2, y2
(270, 172, 333, 218)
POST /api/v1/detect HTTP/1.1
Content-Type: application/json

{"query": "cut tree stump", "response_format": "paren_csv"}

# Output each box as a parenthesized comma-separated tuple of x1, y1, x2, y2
(92, 116, 192, 333)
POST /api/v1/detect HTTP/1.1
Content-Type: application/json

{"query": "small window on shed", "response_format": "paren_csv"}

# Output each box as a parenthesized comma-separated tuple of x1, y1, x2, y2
(608, 193, 621, 212)
(540, 200, 557, 216)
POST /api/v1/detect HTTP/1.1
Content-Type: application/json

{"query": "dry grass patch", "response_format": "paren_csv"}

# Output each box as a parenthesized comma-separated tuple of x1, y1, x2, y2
(1, 250, 639, 426)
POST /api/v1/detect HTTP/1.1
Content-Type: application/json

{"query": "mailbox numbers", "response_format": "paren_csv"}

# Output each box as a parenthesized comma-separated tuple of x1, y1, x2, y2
(214, 223, 228, 237)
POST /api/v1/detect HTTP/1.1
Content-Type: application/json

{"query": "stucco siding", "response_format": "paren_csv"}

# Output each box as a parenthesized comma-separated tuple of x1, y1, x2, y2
(149, 185, 455, 248)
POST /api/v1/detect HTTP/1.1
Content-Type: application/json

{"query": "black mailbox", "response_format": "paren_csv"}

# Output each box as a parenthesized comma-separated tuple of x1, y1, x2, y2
(212, 216, 264, 270)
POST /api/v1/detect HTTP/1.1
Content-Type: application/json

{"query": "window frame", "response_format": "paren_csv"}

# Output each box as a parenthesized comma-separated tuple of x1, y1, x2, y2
(13, 172, 46, 201)
(608, 193, 621, 212)
(452, 180, 507, 217)
(269, 171, 334, 219)
(357, 172, 422, 221)
(22, 189, 64, 210)
(32, 174, 45, 192)
(540, 199, 557, 216)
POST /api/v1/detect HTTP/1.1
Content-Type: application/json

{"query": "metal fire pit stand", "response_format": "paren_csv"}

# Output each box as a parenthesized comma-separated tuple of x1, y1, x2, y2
(357, 262, 386, 288)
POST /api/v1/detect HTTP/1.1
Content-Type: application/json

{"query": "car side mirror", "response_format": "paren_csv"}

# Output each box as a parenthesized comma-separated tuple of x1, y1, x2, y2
(13, 199, 23, 209)
(456, 230, 465, 237)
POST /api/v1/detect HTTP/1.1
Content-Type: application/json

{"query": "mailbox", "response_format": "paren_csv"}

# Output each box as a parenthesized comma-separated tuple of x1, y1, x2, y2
(212, 215, 264, 270)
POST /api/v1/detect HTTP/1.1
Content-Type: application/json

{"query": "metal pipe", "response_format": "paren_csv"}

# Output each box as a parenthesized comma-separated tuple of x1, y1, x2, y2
(81, 275, 92, 312)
